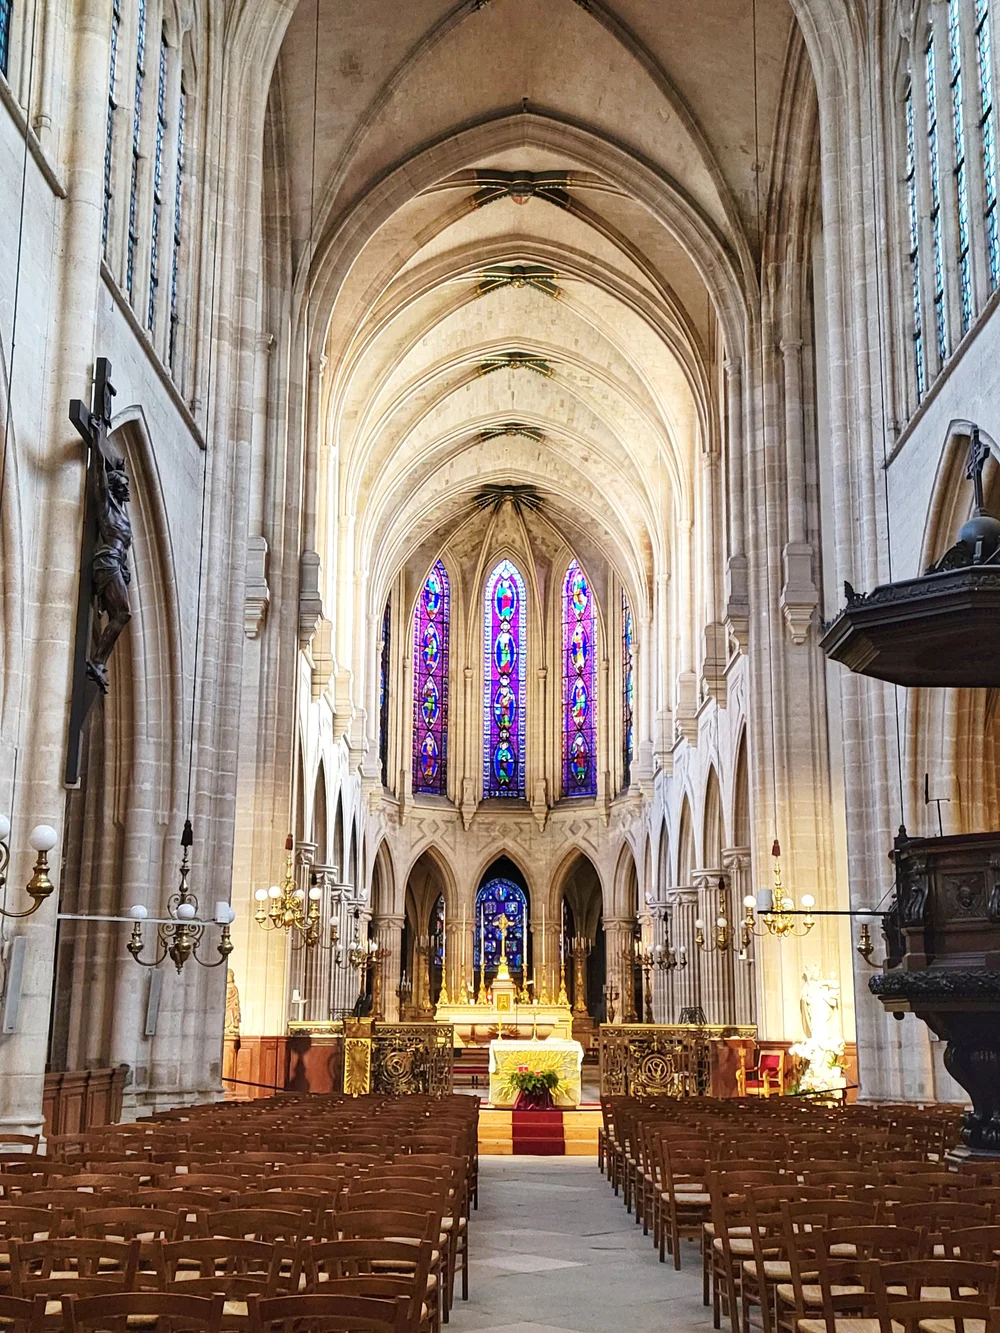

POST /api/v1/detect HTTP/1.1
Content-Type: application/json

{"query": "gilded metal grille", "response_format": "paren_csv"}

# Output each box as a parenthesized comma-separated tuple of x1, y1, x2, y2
(599, 1024, 757, 1097)
(371, 1023, 454, 1097)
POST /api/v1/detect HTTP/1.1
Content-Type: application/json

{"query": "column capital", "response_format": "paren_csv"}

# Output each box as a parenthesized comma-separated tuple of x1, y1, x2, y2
(723, 357, 742, 378)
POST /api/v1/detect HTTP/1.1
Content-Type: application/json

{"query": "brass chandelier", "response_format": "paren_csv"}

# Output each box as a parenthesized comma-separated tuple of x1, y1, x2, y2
(253, 835, 337, 950)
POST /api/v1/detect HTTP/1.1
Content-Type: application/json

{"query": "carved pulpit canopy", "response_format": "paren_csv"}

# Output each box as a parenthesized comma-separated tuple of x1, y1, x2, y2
(821, 427, 1000, 688)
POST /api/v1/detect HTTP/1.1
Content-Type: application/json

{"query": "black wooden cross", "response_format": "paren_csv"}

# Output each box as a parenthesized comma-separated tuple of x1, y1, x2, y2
(967, 425, 990, 513)
(65, 358, 132, 787)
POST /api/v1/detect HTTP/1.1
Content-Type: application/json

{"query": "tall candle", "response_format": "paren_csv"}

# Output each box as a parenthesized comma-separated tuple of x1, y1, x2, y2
(462, 907, 467, 974)
(541, 905, 546, 969)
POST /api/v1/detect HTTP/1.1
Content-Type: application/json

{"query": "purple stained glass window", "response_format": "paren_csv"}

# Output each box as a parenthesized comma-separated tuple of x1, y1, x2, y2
(483, 559, 527, 798)
(412, 560, 450, 795)
(562, 560, 596, 796)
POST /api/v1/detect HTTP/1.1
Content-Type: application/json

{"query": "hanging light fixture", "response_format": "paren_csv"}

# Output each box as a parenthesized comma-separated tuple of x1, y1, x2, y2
(253, 835, 330, 950)
(125, 821, 235, 973)
(740, 841, 815, 943)
(695, 877, 735, 953)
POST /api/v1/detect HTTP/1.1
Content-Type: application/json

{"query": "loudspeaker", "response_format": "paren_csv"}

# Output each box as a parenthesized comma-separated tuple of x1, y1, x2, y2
(144, 969, 163, 1038)
(1, 936, 27, 1034)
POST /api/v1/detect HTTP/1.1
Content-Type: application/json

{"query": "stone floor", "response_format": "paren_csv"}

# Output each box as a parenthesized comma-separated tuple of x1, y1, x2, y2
(453, 1156, 715, 1333)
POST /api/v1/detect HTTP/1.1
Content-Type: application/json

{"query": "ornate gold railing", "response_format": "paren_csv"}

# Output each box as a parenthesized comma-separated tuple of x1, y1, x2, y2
(339, 1021, 454, 1097)
(599, 1024, 757, 1097)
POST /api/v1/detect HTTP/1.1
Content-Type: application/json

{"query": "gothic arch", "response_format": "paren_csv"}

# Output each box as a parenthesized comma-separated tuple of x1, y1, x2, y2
(702, 765, 724, 868)
(468, 844, 535, 903)
(611, 840, 639, 919)
(677, 796, 695, 885)
(404, 842, 458, 909)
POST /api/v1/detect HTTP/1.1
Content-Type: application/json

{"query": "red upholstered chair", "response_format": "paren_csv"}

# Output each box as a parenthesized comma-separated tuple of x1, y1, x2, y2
(740, 1052, 784, 1098)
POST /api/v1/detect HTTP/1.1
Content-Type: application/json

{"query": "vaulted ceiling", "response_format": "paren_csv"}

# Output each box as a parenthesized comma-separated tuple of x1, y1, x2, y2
(265, 0, 803, 624)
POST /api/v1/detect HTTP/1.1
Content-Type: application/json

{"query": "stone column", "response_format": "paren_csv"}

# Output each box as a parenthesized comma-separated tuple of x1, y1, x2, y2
(374, 913, 404, 1021)
(724, 358, 749, 646)
(664, 889, 699, 1015)
(693, 870, 736, 1025)
(779, 338, 819, 644)
(602, 916, 635, 1023)
(723, 848, 756, 1026)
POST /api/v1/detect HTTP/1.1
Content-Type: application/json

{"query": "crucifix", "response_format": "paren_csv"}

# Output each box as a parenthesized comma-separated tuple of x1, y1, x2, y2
(64, 358, 133, 786)
(967, 425, 991, 513)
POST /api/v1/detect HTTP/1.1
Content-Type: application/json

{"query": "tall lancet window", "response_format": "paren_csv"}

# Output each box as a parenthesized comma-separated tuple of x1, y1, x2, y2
(949, 0, 973, 334)
(562, 561, 596, 797)
(483, 559, 526, 798)
(976, 0, 1000, 287)
(378, 600, 391, 788)
(413, 561, 450, 795)
(622, 591, 635, 788)
(103, 0, 122, 252)
(127, 0, 147, 300)
(0, 0, 11, 77)
(906, 78, 927, 399)
(926, 30, 949, 364)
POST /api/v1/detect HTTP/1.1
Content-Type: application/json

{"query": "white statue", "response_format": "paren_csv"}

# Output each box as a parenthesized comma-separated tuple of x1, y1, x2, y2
(789, 966, 847, 1094)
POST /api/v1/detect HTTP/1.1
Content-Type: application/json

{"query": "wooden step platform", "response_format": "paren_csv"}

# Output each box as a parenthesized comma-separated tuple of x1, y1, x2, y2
(478, 1106, 601, 1156)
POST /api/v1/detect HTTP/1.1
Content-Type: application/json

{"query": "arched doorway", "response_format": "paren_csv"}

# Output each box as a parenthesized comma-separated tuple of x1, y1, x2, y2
(557, 852, 606, 1039)
(402, 850, 451, 1017)
(474, 857, 530, 998)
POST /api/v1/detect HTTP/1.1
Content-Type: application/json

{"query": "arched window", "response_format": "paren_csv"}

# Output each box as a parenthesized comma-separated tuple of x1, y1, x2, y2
(562, 560, 596, 797)
(926, 28, 949, 365)
(169, 82, 186, 369)
(483, 559, 526, 798)
(378, 600, 391, 788)
(949, 0, 974, 334)
(412, 560, 450, 795)
(147, 31, 169, 330)
(0, 0, 11, 78)
(126, 0, 148, 301)
(905, 77, 927, 400)
(975, 0, 999, 288)
(103, 0, 123, 251)
(622, 591, 635, 788)
(474, 877, 528, 981)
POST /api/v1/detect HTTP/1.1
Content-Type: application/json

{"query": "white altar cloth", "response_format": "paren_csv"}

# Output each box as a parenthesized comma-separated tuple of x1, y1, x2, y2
(488, 1036, 585, 1108)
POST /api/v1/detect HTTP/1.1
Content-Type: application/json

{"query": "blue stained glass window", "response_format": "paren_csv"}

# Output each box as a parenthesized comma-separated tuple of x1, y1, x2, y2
(906, 80, 927, 400)
(474, 878, 528, 979)
(432, 895, 445, 969)
(127, 0, 147, 301)
(169, 86, 185, 370)
(927, 33, 949, 364)
(622, 592, 635, 788)
(0, 0, 10, 78)
(562, 561, 596, 797)
(483, 559, 527, 798)
(977, 0, 1000, 288)
(950, 0, 974, 333)
(379, 601, 391, 788)
(103, 0, 122, 253)
(412, 561, 450, 795)
(147, 34, 167, 331)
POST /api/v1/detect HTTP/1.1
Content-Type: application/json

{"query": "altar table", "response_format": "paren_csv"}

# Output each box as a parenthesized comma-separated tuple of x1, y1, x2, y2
(488, 1037, 585, 1108)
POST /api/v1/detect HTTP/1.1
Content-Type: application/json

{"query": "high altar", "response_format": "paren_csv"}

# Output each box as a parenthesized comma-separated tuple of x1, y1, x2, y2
(489, 1037, 584, 1107)
(434, 910, 575, 1048)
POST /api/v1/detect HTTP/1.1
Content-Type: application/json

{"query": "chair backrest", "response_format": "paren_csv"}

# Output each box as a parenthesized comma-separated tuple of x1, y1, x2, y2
(72, 1207, 184, 1242)
(204, 1208, 309, 1242)
(9, 1237, 140, 1298)
(940, 1224, 1000, 1260)
(0, 1294, 45, 1333)
(62, 1290, 225, 1333)
(246, 1292, 410, 1333)
(335, 1211, 438, 1245)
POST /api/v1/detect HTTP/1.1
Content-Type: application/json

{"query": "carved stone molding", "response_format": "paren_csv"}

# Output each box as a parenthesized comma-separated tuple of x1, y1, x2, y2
(244, 535, 270, 638)
(298, 549, 323, 645)
(780, 541, 819, 644)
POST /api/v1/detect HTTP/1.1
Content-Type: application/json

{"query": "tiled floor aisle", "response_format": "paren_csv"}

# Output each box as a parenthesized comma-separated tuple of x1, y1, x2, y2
(453, 1156, 715, 1333)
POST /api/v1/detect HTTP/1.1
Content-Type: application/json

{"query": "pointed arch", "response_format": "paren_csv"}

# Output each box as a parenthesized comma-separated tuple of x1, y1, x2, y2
(562, 558, 597, 797)
(313, 763, 328, 862)
(733, 730, 751, 848)
(483, 557, 527, 798)
(474, 855, 531, 984)
(412, 557, 450, 795)
(677, 797, 695, 885)
(657, 819, 670, 897)
(703, 766, 724, 867)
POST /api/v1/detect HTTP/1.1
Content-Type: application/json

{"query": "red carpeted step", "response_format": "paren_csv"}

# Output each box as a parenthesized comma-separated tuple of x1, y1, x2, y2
(511, 1109, 565, 1156)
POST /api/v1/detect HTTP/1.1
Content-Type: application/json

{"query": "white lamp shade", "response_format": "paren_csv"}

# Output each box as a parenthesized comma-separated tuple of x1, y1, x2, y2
(308, 886, 322, 901)
(175, 902, 197, 920)
(129, 904, 148, 920)
(0, 814, 10, 841)
(695, 918, 704, 930)
(254, 888, 268, 902)
(801, 894, 816, 909)
(757, 888, 774, 912)
(29, 824, 58, 853)
(214, 902, 232, 923)
(743, 895, 756, 908)
(267, 885, 281, 899)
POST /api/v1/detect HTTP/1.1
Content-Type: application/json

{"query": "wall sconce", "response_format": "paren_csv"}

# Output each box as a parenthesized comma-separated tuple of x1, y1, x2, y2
(0, 818, 59, 919)
(695, 878, 733, 953)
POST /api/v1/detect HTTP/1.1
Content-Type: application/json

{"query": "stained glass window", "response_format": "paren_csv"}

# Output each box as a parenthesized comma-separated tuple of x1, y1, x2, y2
(976, 0, 1000, 288)
(169, 85, 185, 370)
(622, 591, 635, 788)
(950, 0, 974, 333)
(927, 32, 949, 364)
(412, 560, 450, 795)
(474, 878, 528, 980)
(0, 0, 10, 78)
(562, 560, 596, 797)
(103, 0, 122, 254)
(126, 0, 147, 301)
(483, 559, 527, 798)
(906, 80, 927, 400)
(147, 34, 168, 331)
(378, 600, 391, 788)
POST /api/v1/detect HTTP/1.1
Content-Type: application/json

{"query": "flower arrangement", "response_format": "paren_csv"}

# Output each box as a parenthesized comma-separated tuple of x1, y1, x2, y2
(507, 1065, 560, 1095)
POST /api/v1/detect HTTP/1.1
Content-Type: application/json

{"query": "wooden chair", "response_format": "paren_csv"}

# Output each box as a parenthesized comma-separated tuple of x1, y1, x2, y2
(939, 1227, 1000, 1261)
(895, 1204, 993, 1257)
(296, 1240, 434, 1333)
(60, 1290, 224, 1333)
(246, 1292, 410, 1333)
(871, 1261, 999, 1333)
(791, 1251, 878, 1333)
(740, 1052, 784, 1098)
(0, 1294, 46, 1332)
(202, 1211, 308, 1246)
